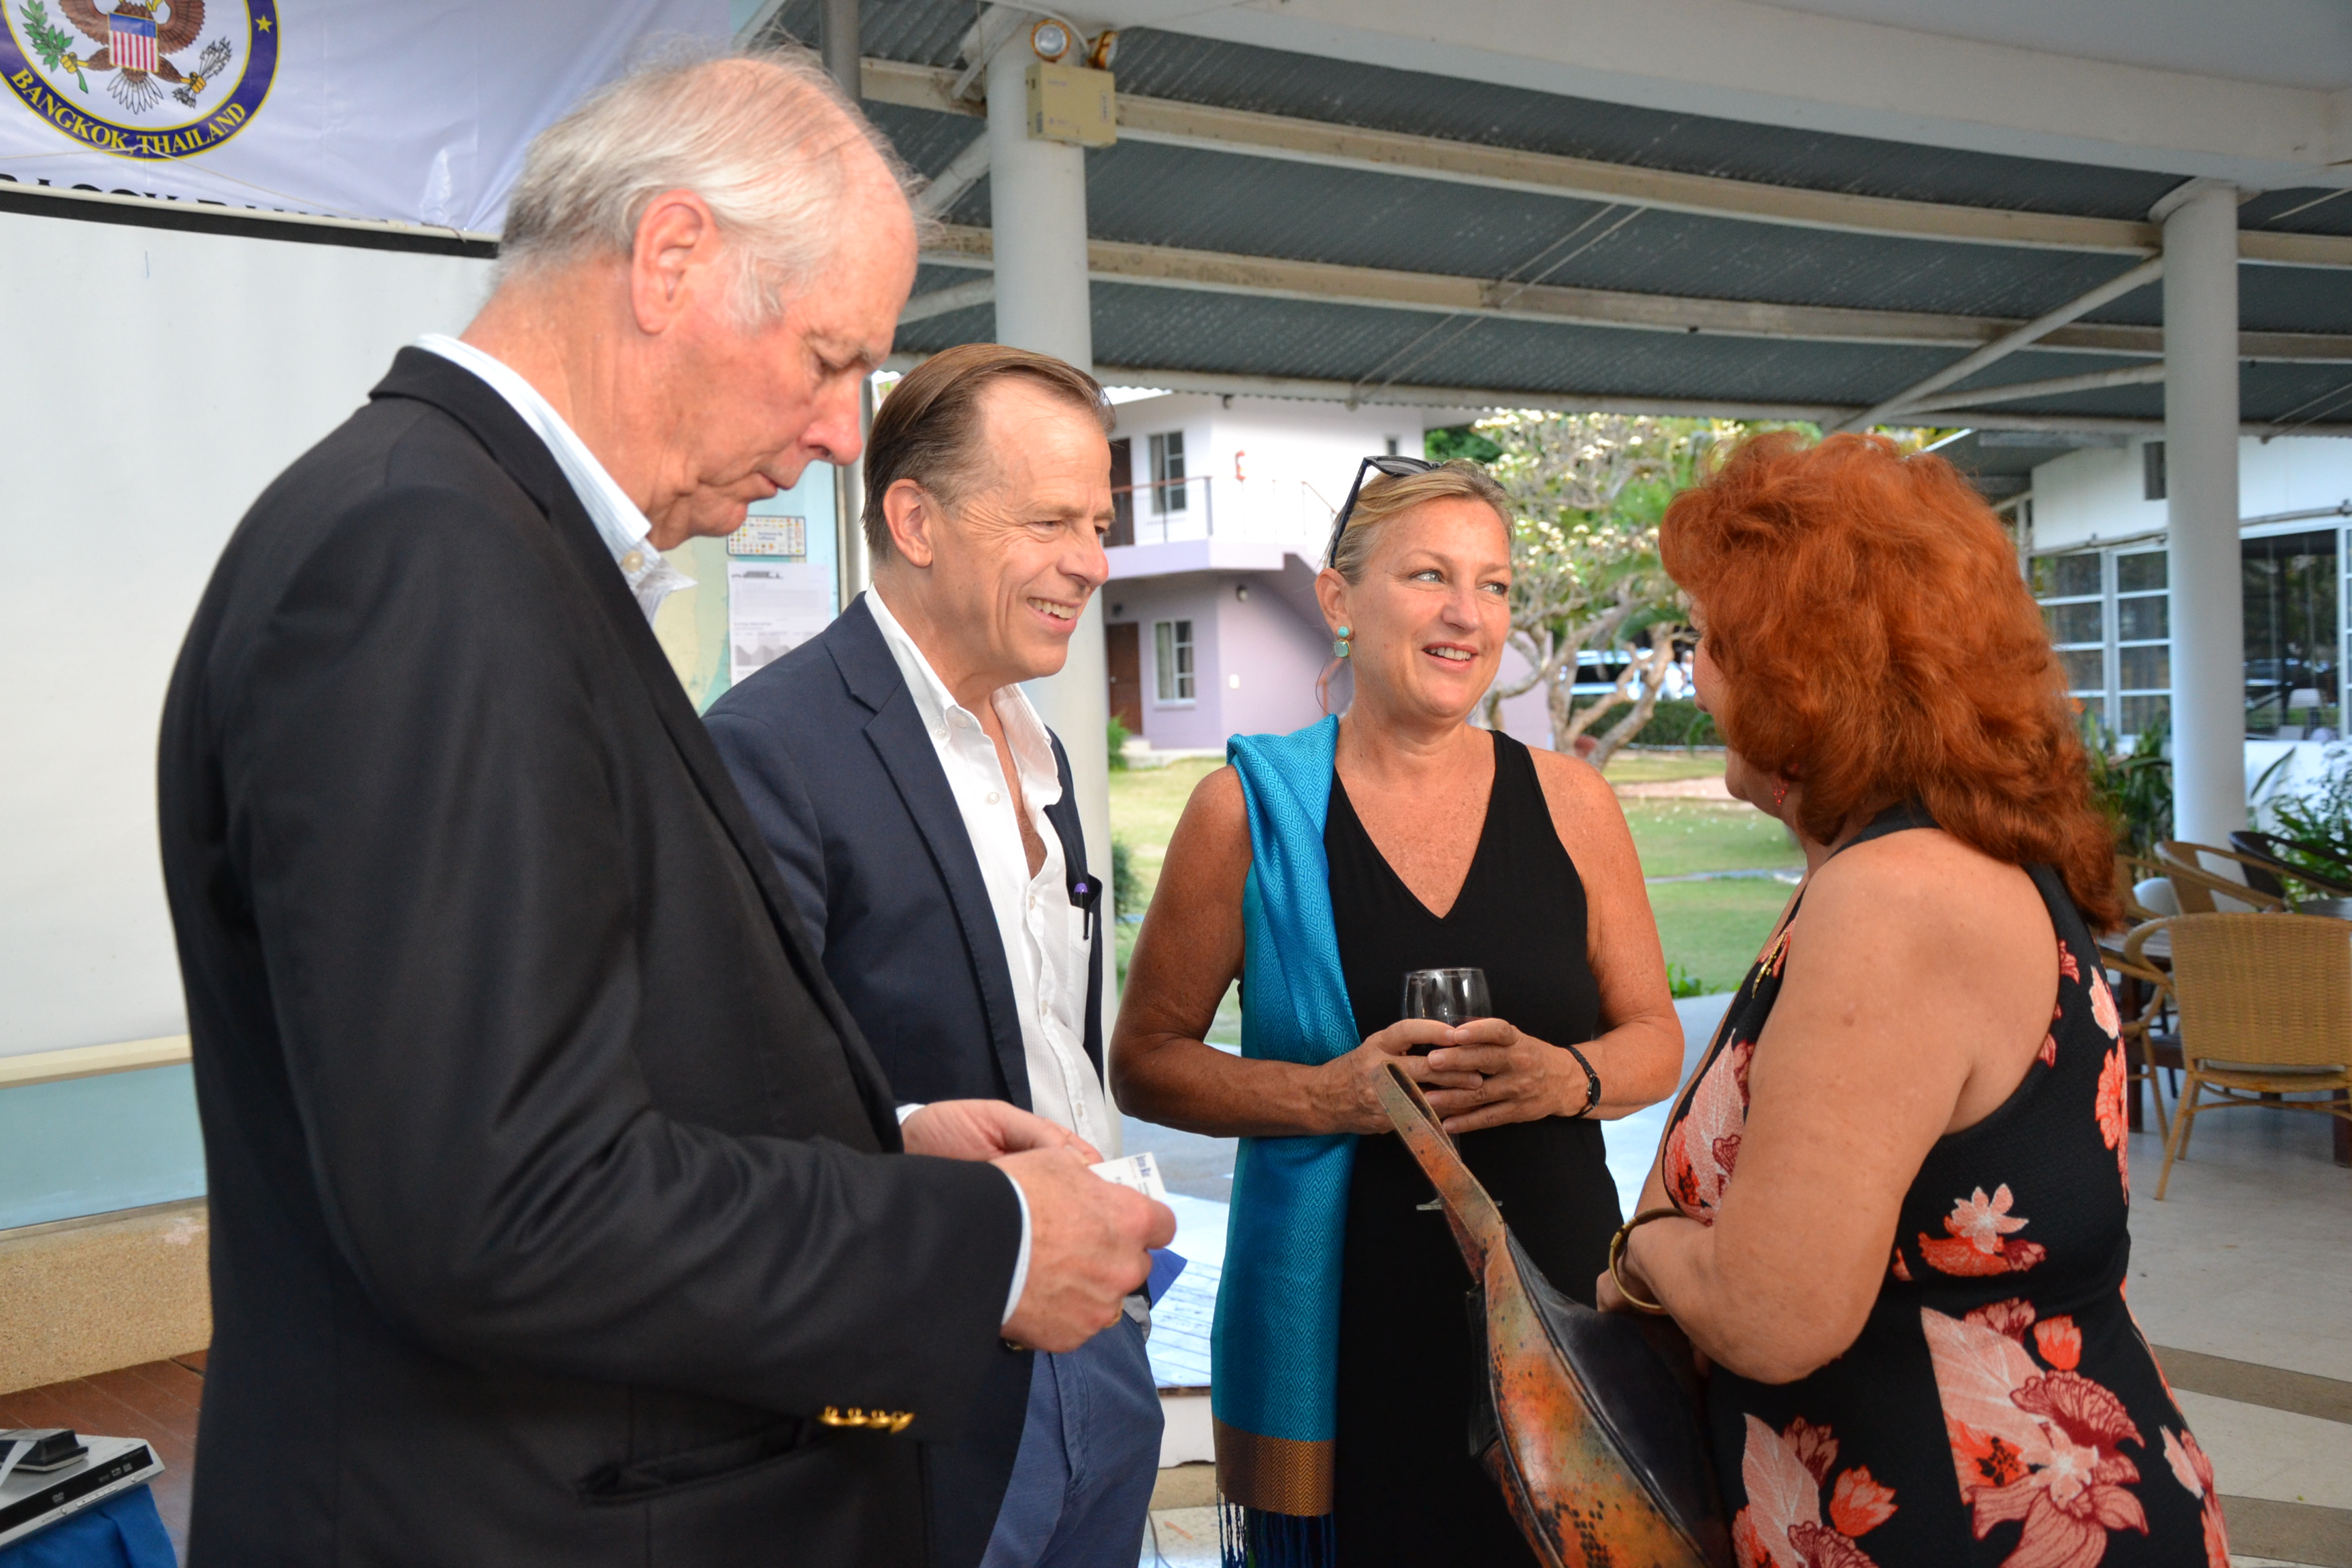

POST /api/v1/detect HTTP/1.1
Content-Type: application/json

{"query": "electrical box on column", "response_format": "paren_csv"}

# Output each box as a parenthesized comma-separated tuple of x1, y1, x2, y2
(1026, 63, 1115, 146)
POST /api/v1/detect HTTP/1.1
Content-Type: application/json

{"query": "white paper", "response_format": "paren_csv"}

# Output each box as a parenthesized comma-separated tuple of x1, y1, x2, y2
(1090, 1151, 1168, 1202)
(727, 558, 833, 687)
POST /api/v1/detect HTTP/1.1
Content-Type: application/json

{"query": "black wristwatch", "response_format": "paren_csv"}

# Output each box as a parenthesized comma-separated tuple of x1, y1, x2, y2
(1560, 1041, 1602, 1118)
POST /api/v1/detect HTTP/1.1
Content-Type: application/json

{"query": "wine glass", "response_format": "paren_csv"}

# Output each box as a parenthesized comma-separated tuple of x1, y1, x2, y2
(1401, 967, 1491, 1054)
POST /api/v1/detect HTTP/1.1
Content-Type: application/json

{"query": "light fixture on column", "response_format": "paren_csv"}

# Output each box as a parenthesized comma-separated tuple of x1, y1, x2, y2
(1028, 18, 1073, 61)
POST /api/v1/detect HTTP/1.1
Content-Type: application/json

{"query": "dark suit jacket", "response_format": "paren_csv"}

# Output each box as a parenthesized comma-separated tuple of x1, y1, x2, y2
(703, 597, 1107, 1563)
(157, 348, 1023, 1568)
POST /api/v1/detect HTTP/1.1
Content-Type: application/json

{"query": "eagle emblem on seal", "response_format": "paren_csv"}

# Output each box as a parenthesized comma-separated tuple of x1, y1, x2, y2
(17, 0, 232, 114)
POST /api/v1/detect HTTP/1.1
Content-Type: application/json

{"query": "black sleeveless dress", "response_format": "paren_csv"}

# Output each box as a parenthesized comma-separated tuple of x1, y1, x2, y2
(1662, 806, 2225, 1568)
(1326, 730, 1621, 1567)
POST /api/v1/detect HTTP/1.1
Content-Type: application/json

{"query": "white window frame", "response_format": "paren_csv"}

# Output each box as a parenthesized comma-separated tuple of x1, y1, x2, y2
(1153, 618, 1196, 705)
(1149, 431, 1188, 515)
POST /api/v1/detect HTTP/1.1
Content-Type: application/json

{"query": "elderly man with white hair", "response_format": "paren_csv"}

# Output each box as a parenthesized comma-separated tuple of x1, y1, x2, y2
(157, 49, 1171, 1568)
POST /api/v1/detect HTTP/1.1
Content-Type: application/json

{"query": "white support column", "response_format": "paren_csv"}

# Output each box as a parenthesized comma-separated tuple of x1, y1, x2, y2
(2159, 180, 2243, 847)
(985, 12, 1118, 1129)
(986, 12, 1112, 934)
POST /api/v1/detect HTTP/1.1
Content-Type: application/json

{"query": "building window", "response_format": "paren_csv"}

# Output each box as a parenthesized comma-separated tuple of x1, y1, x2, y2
(2035, 532, 2348, 744)
(2244, 529, 2338, 737)
(1149, 431, 1187, 514)
(1384, 436, 1401, 457)
(2142, 440, 2166, 502)
(2032, 546, 2169, 739)
(1154, 619, 1195, 702)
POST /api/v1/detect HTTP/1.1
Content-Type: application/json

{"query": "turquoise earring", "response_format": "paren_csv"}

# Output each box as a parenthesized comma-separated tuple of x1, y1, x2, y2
(1333, 625, 1352, 658)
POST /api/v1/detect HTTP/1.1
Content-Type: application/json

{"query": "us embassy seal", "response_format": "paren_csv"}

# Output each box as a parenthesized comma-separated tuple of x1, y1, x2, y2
(3, 0, 278, 159)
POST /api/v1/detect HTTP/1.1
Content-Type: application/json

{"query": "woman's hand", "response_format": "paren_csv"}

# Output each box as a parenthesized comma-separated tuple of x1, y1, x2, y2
(1310, 1019, 1482, 1134)
(1422, 1019, 1590, 1133)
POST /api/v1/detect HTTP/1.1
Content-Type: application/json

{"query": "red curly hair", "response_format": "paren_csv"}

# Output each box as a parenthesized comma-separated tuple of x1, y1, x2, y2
(1661, 431, 2121, 930)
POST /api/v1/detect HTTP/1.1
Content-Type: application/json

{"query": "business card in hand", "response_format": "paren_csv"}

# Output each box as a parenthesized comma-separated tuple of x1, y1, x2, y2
(1089, 1152, 1168, 1202)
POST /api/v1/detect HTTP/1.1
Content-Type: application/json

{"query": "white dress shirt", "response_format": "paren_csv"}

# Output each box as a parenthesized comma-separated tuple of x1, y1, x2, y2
(412, 334, 693, 623)
(412, 338, 1035, 1323)
(864, 588, 1111, 1150)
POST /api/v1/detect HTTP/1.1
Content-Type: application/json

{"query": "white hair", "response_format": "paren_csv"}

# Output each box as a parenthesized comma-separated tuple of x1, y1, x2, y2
(497, 47, 920, 327)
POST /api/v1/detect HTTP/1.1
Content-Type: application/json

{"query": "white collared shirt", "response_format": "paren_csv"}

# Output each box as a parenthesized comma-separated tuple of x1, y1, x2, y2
(412, 334, 693, 623)
(864, 588, 1108, 1149)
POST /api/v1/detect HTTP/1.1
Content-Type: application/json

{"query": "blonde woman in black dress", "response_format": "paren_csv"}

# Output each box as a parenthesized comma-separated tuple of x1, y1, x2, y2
(1114, 459, 1682, 1566)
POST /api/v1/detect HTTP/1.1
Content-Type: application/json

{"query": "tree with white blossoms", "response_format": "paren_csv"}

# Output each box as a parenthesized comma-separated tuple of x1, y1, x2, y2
(1477, 412, 1737, 766)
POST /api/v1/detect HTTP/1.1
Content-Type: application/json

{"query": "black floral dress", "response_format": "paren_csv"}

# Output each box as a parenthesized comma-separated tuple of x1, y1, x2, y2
(1659, 807, 2227, 1568)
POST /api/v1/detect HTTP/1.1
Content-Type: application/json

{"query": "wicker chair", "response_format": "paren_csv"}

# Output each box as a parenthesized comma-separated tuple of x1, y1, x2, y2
(2123, 913, 2352, 1200)
(2104, 936, 2176, 1143)
(2154, 847, 2291, 915)
(2163, 839, 2291, 899)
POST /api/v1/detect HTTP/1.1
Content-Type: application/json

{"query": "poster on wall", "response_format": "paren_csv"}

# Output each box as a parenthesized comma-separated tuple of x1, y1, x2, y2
(727, 557, 832, 688)
(0, 0, 725, 231)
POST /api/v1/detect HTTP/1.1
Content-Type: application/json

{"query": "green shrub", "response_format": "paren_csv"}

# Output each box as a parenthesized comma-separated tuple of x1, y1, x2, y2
(1111, 836, 1141, 919)
(2080, 715, 2171, 857)
(1425, 425, 1503, 463)
(2266, 741, 2352, 887)
(1575, 698, 1720, 749)
(1107, 715, 1132, 771)
(1665, 961, 1711, 999)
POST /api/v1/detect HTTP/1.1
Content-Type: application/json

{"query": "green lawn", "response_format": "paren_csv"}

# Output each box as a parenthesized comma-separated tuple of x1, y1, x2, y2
(1599, 748, 1730, 785)
(1106, 748, 1788, 1009)
(1644, 878, 1795, 995)
(1618, 798, 1801, 880)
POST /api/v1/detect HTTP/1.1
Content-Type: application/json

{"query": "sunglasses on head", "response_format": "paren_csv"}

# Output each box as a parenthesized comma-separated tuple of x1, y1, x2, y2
(1323, 455, 1437, 569)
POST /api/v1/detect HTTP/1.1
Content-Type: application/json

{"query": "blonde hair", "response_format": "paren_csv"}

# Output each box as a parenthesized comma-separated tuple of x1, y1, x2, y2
(1328, 459, 1513, 583)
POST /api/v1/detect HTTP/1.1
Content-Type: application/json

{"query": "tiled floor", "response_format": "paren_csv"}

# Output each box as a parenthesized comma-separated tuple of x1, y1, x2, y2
(0, 1350, 203, 1558)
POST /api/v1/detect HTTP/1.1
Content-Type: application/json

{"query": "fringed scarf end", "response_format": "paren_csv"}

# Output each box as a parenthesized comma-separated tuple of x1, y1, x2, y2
(1218, 1501, 1337, 1568)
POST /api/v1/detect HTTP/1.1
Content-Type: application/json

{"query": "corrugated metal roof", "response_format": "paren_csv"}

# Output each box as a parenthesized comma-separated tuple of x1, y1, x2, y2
(781, 3, 2351, 440)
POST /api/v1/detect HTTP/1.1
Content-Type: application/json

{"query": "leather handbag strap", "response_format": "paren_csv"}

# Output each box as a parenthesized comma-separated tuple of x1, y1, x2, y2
(1376, 1062, 1506, 1279)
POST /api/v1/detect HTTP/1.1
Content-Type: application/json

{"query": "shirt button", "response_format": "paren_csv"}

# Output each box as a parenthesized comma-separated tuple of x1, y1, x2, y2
(933, 726, 947, 741)
(987, 791, 1001, 805)
(620, 549, 644, 573)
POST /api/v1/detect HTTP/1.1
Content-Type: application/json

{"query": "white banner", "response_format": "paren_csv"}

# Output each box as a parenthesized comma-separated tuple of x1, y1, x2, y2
(1, 0, 725, 232)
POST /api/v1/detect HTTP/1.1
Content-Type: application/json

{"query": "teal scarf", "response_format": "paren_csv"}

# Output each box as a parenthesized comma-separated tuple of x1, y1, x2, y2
(1213, 717, 1357, 1563)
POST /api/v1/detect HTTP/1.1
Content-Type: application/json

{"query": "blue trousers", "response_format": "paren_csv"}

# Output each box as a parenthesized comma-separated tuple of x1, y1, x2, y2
(979, 1312, 1162, 1568)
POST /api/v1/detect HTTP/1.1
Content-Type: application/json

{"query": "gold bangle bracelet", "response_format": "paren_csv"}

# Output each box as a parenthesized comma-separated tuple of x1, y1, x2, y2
(1607, 1205, 1684, 1316)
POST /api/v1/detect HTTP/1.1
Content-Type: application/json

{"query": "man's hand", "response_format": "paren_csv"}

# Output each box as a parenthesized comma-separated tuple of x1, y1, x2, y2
(903, 1100, 1100, 1163)
(996, 1147, 1175, 1353)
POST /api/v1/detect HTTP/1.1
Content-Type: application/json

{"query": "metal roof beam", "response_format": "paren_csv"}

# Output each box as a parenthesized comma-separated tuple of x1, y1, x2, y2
(1892, 365, 2170, 416)
(1837, 257, 2168, 431)
(915, 225, 2352, 363)
(866, 60, 2352, 270)
(875, 352, 2352, 439)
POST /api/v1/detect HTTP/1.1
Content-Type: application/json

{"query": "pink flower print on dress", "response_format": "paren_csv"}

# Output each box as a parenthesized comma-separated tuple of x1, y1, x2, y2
(1966, 1298, 2037, 1341)
(2089, 971, 2121, 1041)
(1918, 1185, 2048, 1277)
(2161, 1426, 2231, 1568)
(2058, 941, 2081, 984)
(1828, 1468, 1897, 1537)
(2034, 1316, 2084, 1371)
(1666, 1036, 1752, 1218)
(1923, 1308, 2153, 1568)
(2097, 1043, 2132, 1194)
(1733, 1416, 1891, 1568)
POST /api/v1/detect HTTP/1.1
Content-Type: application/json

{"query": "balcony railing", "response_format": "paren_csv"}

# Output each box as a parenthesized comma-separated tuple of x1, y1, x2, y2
(1109, 474, 1339, 553)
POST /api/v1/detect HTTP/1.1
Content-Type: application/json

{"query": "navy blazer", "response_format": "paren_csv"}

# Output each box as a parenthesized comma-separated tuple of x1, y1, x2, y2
(705, 593, 1106, 1109)
(704, 593, 1107, 1568)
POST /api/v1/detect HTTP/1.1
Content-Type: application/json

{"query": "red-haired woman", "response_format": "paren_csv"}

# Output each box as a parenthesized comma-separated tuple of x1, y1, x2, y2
(1602, 434, 2226, 1568)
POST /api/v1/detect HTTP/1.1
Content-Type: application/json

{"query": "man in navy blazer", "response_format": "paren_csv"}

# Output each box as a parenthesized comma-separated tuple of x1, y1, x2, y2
(708, 344, 1162, 1568)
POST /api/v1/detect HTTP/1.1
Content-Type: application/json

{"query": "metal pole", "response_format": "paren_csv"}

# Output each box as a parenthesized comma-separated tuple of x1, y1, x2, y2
(819, 0, 860, 98)
(2159, 180, 2244, 845)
